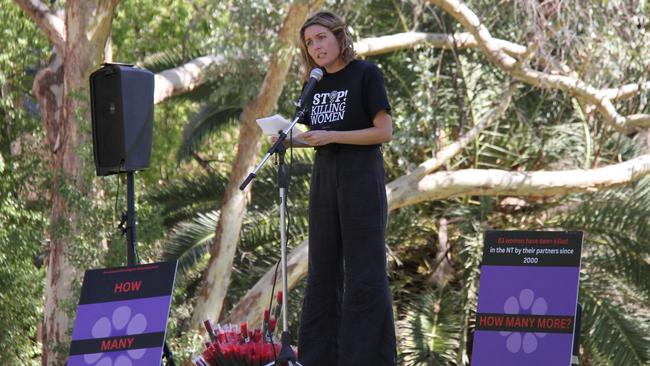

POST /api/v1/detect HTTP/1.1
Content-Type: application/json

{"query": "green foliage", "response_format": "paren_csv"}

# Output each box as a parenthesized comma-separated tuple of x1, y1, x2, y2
(0, 3, 51, 364)
(112, 0, 204, 64)
(0, 162, 47, 365)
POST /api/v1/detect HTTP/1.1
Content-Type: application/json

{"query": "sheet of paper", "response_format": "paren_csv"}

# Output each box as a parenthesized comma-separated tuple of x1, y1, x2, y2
(256, 114, 305, 136)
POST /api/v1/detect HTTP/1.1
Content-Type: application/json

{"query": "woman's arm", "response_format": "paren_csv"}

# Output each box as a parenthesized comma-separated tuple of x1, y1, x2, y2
(300, 110, 393, 146)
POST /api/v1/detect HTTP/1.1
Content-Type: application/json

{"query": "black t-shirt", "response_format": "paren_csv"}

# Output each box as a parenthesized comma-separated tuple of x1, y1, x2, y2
(301, 60, 391, 149)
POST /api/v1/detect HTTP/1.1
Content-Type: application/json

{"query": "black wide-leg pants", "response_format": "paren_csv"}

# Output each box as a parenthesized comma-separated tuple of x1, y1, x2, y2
(298, 147, 396, 366)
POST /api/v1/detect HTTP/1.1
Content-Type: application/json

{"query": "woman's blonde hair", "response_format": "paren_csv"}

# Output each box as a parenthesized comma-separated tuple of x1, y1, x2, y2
(298, 11, 355, 80)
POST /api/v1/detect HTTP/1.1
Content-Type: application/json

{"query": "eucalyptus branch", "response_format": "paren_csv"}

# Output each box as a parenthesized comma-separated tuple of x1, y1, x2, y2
(428, 0, 650, 133)
(389, 154, 650, 210)
(153, 55, 227, 104)
(14, 0, 65, 52)
(354, 31, 525, 58)
(604, 81, 650, 102)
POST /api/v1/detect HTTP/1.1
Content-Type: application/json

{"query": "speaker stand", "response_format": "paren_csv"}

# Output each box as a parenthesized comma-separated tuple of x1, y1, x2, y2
(126, 171, 137, 266)
(123, 171, 176, 366)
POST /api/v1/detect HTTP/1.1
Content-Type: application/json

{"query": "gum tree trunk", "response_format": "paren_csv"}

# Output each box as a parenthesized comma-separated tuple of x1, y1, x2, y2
(16, 0, 118, 364)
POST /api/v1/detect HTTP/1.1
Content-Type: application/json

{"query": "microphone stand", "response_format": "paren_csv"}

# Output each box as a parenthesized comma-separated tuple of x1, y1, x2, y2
(240, 107, 307, 366)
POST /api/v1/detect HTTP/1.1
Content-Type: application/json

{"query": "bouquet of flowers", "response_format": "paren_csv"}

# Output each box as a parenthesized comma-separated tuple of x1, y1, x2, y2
(193, 291, 297, 366)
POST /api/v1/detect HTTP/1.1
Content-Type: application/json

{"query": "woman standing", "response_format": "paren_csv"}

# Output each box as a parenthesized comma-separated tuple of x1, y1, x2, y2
(292, 11, 397, 366)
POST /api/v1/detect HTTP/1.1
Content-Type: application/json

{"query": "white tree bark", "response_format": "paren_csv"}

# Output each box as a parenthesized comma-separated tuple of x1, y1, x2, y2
(604, 81, 650, 102)
(355, 31, 525, 57)
(14, 0, 65, 52)
(388, 154, 650, 209)
(430, 218, 455, 285)
(153, 55, 227, 104)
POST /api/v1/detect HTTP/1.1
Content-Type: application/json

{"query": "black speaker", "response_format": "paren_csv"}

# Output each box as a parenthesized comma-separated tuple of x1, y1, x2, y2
(90, 63, 154, 176)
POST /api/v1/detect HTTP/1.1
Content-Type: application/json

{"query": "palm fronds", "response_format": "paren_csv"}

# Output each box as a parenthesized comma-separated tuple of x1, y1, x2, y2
(561, 177, 650, 298)
(162, 211, 219, 275)
(147, 173, 229, 227)
(579, 273, 650, 366)
(398, 287, 463, 365)
(176, 105, 243, 163)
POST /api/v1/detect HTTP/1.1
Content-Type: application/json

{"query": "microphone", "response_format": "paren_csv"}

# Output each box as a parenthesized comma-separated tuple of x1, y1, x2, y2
(296, 68, 324, 108)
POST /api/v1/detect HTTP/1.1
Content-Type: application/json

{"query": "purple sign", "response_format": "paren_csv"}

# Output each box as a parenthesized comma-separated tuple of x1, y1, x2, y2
(68, 262, 177, 366)
(471, 231, 583, 366)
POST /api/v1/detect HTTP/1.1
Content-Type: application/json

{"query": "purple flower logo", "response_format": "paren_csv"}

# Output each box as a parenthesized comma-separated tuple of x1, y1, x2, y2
(500, 289, 548, 354)
(83, 306, 148, 366)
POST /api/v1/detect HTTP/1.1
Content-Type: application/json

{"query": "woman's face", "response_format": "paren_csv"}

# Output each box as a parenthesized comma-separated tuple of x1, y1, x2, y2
(303, 24, 344, 72)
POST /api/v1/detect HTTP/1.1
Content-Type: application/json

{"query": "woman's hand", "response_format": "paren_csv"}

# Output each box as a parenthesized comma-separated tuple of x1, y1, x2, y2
(270, 134, 310, 147)
(300, 130, 336, 146)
